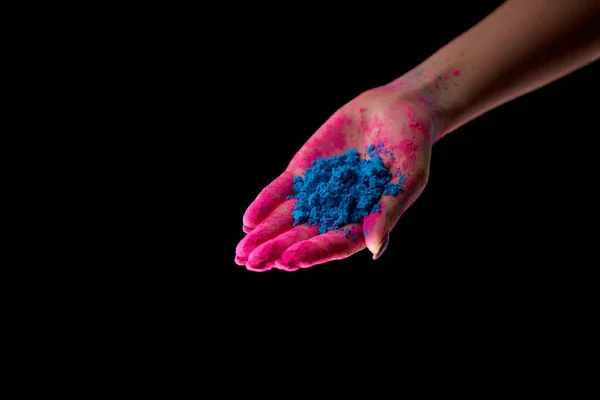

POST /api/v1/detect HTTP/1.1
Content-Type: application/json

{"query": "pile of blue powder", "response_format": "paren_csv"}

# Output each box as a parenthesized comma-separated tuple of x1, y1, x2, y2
(288, 145, 406, 235)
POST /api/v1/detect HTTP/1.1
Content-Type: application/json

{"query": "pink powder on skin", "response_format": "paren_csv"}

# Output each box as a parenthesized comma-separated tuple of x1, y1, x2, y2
(379, 201, 388, 217)
(408, 119, 431, 143)
(277, 226, 365, 270)
(360, 113, 387, 135)
(452, 69, 461, 76)
(242, 174, 294, 232)
(245, 224, 320, 271)
(397, 102, 416, 120)
(367, 201, 390, 232)
(237, 199, 297, 263)
(395, 139, 419, 172)
(359, 107, 368, 129)
(290, 115, 351, 171)
(362, 211, 380, 238)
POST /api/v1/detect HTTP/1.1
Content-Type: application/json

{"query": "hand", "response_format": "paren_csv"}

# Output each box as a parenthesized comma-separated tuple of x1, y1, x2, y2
(235, 86, 442, 271)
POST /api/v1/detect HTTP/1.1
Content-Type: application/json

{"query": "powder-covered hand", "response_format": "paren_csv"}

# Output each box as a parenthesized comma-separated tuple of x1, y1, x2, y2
(235, 86, 441, 271)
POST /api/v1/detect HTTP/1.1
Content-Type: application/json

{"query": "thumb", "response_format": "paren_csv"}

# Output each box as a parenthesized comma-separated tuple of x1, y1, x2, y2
(363, 185, 423, 260)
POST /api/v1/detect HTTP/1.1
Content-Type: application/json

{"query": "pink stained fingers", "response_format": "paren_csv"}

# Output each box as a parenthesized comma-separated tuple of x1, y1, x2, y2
(235, 199, 297, 265)
(276, 224, 366, 271)
(245, 224, 321, 272)
(242, 172, 294, 233)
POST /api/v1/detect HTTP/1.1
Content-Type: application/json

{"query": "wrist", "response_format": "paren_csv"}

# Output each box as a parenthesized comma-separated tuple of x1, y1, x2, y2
(385, 53, 473, 141)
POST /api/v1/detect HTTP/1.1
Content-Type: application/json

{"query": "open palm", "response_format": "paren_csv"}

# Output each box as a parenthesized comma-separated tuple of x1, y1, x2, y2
(235, 86, 439, 271)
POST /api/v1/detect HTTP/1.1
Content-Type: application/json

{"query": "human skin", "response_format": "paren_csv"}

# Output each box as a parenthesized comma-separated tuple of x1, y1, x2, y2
(236, 0, 600, 272)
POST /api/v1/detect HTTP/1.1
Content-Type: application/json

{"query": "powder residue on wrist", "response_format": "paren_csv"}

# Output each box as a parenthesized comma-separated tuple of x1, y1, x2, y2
(288, 147, 406, 235)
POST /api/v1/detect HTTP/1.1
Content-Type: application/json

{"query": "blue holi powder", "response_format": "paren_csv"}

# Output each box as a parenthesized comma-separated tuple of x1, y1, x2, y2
(367, 143, 387, 159)
(288, 147, 405, 235)
(367, 144, 377, 157)
(385, 172, 409, 197)
(384, 173, 408, 197)
(383, 184, 402, 197)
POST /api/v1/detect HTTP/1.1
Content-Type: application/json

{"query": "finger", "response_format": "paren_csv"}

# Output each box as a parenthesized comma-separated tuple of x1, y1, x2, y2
(245, 224, 320, 271)
(363, 171, 426, 259)
(276, 224, 366, 271)
(236, 199, 296, 264)
(242, 172, 294, 232)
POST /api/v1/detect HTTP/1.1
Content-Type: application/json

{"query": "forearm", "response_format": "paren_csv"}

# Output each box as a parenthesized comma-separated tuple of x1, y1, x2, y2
(389, 0, 600, 140)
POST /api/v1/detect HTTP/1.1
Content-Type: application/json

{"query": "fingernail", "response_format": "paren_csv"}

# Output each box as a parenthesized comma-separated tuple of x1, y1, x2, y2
(373, 232, 390, 260)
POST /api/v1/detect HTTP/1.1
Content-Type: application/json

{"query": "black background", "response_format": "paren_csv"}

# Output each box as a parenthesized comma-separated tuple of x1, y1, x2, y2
(142, 1, 598, 310)
(75, 1, 600, 371)
(81, 1, 600, 363)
